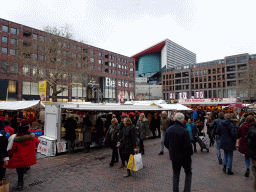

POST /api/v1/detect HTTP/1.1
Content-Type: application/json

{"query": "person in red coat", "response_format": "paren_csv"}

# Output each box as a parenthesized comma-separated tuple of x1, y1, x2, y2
(237, 115, 255, 177)
(3, 120, 15, 136)
(5, 125, 39, 190)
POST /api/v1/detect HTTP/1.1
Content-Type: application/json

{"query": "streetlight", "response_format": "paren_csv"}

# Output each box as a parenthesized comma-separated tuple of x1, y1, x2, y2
(88, 80, 100, 103)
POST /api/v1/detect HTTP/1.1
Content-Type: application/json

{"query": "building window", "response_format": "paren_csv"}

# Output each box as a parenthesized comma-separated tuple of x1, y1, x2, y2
(71, 44, 77, 50)
(130, 67, 134, 71)
(199, 70, 202, 76)
(2, 36, 8, 44)
(90, 57, 94, 62)
(90, 50, 94, 55)
(9, 62, 18, 75)
(33, 34, 38, 40)
(217, 68, 221, 73)
(11, 28, 18, 35)
(1, 60, 7, 74)
(10, 49, 17, 55)
(195, 71, 198, 76)
(39, 55, 45, 61)
(226, 58, 235, 64)
(237, 56, 247, 63)
(118, 64, 121, 68)
(40, 36, 45, 42)
(129, 81, 134, 88)
(98, 67, 103, 71)
(72, 84, 84, 97)
(63, 43, 69, 48)
(203, 70, 207, 75)
(23, 64, 30, 76)
(213, 69, 216, 74)
(99, 52, 103, 57)
(22, 82, 39, 95)
(99, 59, 103, 64)
(8, 80, 17, 93)
(2, 25, 8, 32)
(33, 53, 38, 60)
(1, 47, 7, 54)
(10, 38, 18, 45)
(32, 66, 37, 77)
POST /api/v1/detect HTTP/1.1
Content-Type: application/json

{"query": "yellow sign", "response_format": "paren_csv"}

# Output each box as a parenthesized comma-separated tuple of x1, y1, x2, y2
(38, 80, 47, 101)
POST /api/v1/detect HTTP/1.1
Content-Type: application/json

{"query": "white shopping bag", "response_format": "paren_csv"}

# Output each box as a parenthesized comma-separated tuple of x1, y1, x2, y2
(133, 153, 143, 171)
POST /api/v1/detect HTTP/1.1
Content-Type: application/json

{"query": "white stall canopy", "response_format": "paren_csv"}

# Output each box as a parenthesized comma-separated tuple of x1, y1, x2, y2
(0, 100, 44, 110)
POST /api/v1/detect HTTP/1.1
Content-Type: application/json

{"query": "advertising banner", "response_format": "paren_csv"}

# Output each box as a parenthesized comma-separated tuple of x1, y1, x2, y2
(183, 92, 188, 99)
(199, 91, 204, 99)
(39, 80, 47, 101)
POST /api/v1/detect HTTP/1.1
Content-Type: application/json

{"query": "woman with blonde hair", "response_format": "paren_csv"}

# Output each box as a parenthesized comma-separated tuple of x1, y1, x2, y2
(136, 113, 150, 155)
(117, 117, 137, 177)
(104, 118, 119, 166)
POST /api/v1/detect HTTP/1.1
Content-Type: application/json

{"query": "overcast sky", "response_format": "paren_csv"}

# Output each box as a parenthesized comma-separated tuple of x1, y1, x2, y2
(1, 0, 255, 63)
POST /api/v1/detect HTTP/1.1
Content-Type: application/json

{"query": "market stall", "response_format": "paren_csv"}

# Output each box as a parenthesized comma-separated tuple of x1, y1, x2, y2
(38, 102, 191, 156)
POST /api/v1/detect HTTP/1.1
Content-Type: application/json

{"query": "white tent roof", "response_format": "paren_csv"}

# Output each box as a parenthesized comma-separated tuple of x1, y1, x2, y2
(60, 102, 190, 111)
(124, 100, 167, 105)
(0, 100, 44, 110)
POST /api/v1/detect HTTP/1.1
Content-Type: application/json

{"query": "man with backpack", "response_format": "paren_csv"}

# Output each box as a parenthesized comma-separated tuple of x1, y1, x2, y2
(246, 123, 256, 191)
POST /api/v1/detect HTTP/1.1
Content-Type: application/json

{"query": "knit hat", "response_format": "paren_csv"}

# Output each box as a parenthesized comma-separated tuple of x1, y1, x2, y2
(21, 119, 29, 126)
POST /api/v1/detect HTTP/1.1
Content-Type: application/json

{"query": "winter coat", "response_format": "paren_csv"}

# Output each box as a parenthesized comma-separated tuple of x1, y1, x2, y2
(0, 131, 8, 162)
(186, 123, 195, 141)
(64, 117, 77, 140)
(149, 116, 160, 131)
(4, 125, 15, 136)
(193, 111, 198, 120)
(82, 118, 92, 143)
(136, 119, 151, 140)
(160, 116, 170, 131)
(191, 124, 198, 140)
(6, 133, 39, 168)
(95, 117, 104, 137)
(237, 122, 253, 155)
(164, 121, 193, 161)
(118, 124, 137, 155)
(105, 124, 119, 149)
(210, 118, 224, 136)
(216, 119, 237, 151)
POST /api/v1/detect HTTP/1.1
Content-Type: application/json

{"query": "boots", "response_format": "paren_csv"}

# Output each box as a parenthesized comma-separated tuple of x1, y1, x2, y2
(223, 165, 227, 173)
(123, 169, 131, 177)
(13, 181, 24, 190)
(245, 169, 250, 177)
(228, 169, 234, 175)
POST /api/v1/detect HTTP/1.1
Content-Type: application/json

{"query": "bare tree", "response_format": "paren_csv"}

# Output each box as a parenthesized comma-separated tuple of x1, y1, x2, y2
(236, 62, 256, 101)
(16, 25, 96, 102)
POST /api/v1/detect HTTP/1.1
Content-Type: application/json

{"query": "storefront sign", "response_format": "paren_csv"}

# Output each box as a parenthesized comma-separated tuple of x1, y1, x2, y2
(105, 77, 115, 87)
(183, 92, 188, 99)
(38, 80, 47, 101)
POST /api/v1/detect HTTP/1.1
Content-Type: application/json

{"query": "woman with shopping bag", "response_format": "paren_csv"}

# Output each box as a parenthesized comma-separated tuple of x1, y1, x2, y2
(136, 113, 150, 155)
(116, 117, 137, 177)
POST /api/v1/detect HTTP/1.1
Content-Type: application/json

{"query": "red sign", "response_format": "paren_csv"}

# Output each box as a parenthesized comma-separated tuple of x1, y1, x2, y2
(120, 91, 124, 103)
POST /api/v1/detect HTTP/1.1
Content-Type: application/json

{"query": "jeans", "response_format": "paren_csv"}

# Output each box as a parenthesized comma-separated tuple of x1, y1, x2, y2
(98, 136, 104, 148)
(223, 150, 233, 170)
(245, 155, 250, 169)
(111, 147, 119, 164)
(16, 168, 25, 182)
(216, 135, 222, 161)
(172, 158, 192, 192)
(67, 139, 75, 153)
(161, 130, 166, 152)
(251, 158, 256, 191)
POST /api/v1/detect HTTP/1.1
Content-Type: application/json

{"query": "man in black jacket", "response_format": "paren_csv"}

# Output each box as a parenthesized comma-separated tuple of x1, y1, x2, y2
(0, 120, 9, 181)
(164, 113, 193, 192)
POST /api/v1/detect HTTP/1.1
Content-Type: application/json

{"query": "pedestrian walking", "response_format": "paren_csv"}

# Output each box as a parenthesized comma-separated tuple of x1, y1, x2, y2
(136, 113, 150, 155)
(237, 115, 255, 177)
(82, 115, 92, 153)
(117, 117, 137, 177)
(0, 120, 9, 181)
(104, 118, 119, 166)
(164, 113, 193, 192)
(186, 119, 198, 153)
(216, 113, 237, 175)
(210, 112, 225, 164)
(149, 113, 159, 139)
(206, 112, 215, 146)
(5, 125, 39, 190)
(246, 122, 256, 191)
(158, 111, 170, 155)
(95, 116, 104, 149)
(117, 114, 127, 168)
(64, 114, 77, 154)
(193, 108, 198, 121)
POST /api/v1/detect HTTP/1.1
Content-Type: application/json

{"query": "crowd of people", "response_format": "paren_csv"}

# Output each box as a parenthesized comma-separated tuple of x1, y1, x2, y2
(1, 108, 256, 191)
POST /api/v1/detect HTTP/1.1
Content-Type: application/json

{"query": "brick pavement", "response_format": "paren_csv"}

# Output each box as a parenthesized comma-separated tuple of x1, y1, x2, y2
(5, 137, 255, 192)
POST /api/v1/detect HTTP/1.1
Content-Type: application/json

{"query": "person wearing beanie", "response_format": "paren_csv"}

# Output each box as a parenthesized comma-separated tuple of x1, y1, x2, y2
(5, 125, 39, 190)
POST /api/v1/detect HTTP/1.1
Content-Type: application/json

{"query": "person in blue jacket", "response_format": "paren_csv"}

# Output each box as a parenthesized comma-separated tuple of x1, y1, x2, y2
(186, 119, 198, 152)
(193, 108, 198, 121)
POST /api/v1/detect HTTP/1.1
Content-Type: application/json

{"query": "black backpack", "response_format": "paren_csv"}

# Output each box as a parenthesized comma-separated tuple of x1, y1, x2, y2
(246, 125, 256, 160)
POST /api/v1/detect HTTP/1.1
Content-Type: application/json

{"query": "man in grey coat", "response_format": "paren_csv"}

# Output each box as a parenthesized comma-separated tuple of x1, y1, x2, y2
(136, 113, 150, 155)
(159, 111, 170, 155)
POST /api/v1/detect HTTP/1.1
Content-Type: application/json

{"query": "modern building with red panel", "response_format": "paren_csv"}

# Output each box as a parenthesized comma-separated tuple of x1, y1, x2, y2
(0, 18, 135, 102)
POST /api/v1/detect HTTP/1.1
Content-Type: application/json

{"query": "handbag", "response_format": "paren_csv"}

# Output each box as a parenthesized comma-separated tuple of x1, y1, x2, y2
(127, 153, 143, 171)
(0, 180, 9, 192)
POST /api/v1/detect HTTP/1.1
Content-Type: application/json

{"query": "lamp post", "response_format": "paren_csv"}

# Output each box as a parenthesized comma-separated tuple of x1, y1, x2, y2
(88, 80, 99, 103)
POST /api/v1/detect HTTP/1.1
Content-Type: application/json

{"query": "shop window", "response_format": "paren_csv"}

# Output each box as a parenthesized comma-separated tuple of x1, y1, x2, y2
(8, 80, 17, 93)
(22, 82, 39, 95)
